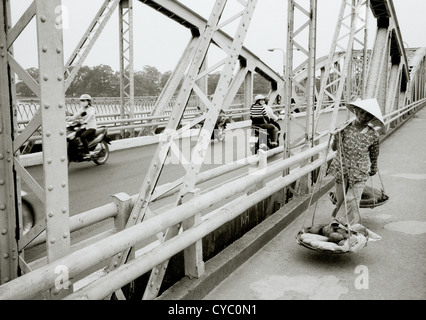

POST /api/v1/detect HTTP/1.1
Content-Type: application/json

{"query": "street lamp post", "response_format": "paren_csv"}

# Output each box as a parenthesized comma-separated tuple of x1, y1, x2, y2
(267, 47, 286, 78)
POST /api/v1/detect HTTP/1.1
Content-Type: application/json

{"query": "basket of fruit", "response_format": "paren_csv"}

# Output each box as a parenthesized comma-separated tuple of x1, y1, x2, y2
(296, 220, 379, 254)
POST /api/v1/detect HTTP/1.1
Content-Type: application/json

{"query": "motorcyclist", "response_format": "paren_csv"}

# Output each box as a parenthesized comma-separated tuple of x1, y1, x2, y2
(250, 94, 279, 147)
(68, 94, 97, 158)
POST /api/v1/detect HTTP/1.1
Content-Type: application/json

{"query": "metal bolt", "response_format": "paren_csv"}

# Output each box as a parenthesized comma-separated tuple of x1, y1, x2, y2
(56, 48, 62, 54)
(62, 207, 67, 214)
(48, 211, 54, 217)
(61, 156, 66, 162)
(40, 16, 47, 23)
(58, 103, 64, 109)
(50, 237, 56, 244)
(3, 253, 9, 259)
(0, 180, 4, 185)
(46, 131, 51, 137)
(57, 75, 63, 81)
(47, 158, 52, 164)
(44, 104, 50, 109)
(48, 185, 54, 191)
(42, 46, 48, 52)
(0, 154, 3, 159)
(63, 232, 69, 239)
(0, 205, 6, 211)
(1, 229, 7, 235)
(43, 75, 49, 81)
(61, 182, 66, 187)
(59, 130, 65, 136)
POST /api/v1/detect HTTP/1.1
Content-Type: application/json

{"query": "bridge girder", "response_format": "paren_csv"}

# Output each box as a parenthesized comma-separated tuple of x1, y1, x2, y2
(1, 0, 426, 300)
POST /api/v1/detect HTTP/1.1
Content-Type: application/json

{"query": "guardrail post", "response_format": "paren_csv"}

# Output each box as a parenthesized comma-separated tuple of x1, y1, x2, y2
(182, 188, 204, 278)
(112, 192, 132, 233)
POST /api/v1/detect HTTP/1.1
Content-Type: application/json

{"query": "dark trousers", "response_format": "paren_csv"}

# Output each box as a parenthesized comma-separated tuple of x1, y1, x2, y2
(77, 128, 96, 153)
(251, 118, 278, 143)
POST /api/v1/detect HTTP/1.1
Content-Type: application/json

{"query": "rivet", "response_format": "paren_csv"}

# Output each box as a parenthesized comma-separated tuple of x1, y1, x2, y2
(113, 262, 118, 267)
(48, 211, 54, 217)
(42, 46, 48, 52)
(61, 182, 66, 187)
(63, 232, 68, 239)
(0, 154, 3, 160)
(3, 253, 9, 259)
(0, 44, 4, 49)
(56, 48, 62, 54)
(60, 156, 66, 162)
(62, 207, 67, 214)
(4, 277, 9, 282)
(43, 75, 49, 81)
(57, 75, 63, 81)
(117, 253, 122, 259)
(133, 215, 137, 219)
(0, 180, 4, 185)
(7, 158, 11, 163)
(47, 158, 52, 164)
(154, 268, 159, 275)
(59, 130, 65, 136)
(0, 129, 3, 134)
(1, 229, 7, 235)
(1, 53, 4, 58)
(12, 255, 16, 260)
(40, 16, 47, 23)
(52, 288, 60, 295)
(48, 185, 54, 191)
(44, 104, 50, 109)
(58, 103, 64, 109)
(50, 237, 56, 244)
(46, 131, 51, 137)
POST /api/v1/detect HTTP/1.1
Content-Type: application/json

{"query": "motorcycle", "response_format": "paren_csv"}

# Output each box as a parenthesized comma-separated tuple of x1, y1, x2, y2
(211, 119, 227, 142)
(66, 119, 111, 165)
(249, 122, 282, 155)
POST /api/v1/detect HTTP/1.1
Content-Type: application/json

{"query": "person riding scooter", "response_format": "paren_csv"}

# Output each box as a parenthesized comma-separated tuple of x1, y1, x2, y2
(68, 94, 97, 159)
(250, 94, 279, 147)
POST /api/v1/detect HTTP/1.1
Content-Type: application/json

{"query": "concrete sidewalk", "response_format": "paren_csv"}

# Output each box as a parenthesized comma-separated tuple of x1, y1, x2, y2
(202, 107, 426, 300)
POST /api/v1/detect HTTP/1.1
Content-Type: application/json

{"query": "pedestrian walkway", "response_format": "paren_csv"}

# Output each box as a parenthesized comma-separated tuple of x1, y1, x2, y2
(203, 107, 426, 300)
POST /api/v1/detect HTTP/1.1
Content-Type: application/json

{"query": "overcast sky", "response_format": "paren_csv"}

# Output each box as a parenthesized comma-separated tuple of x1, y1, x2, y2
(9, 0, 426, 75)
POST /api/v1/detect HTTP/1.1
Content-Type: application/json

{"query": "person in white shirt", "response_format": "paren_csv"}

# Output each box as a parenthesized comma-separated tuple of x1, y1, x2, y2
(69, 94, 98, 157)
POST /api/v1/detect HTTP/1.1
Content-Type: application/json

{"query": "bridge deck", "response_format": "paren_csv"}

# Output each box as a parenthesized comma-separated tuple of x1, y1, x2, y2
(161, 106, 426, 300)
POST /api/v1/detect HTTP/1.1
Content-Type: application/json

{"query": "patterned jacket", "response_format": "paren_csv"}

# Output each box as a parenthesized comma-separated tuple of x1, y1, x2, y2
(328, 122, 380, 185)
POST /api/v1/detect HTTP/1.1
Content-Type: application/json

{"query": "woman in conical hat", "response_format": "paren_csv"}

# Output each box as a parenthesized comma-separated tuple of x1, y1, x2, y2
(346, 98, 386, 133)
(327, 98, 383, 225)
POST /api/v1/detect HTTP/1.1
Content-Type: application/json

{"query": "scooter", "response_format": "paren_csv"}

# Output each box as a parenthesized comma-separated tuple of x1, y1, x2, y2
(66, 119, 111, 165)
(249, 124, 281, 155)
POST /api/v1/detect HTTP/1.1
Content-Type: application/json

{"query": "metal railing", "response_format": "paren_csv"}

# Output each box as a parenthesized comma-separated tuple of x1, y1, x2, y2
(0, 99, 424, 300)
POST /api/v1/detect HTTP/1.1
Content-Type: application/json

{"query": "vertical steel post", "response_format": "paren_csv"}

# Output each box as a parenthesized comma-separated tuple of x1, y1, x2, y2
(0, 0, 18, 284)
(119, 0, 135, 137)
(35, 0, 70, 266)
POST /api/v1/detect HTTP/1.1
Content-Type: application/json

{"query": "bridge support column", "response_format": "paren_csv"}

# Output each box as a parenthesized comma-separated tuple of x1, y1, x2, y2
(182, 188, 204, 279)
(0, 0, 19, 285)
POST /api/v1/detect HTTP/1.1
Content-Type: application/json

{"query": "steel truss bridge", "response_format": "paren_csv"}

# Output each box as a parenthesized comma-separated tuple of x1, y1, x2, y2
(0, 0, 425, 300)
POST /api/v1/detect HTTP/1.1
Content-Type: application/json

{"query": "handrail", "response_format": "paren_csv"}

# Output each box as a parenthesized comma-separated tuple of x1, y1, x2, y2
(0, 141, 329, 300)
(1, 99, 423, 299)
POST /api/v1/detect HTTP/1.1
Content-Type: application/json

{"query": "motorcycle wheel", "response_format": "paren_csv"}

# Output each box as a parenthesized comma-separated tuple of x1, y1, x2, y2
(22, 198, 35, 236)
(93, 140, 109, 165)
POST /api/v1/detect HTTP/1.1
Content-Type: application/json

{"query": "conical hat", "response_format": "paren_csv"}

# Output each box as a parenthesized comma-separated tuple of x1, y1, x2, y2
(346, 98, 385, 125)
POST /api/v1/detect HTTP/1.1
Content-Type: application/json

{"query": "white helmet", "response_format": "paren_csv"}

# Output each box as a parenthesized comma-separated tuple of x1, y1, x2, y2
(79, 94, 92, 101)
(254, 94, 266, 102)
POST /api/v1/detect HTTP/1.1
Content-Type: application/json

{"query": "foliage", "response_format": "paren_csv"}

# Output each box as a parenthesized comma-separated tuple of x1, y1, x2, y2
(15, 64, 275, 98)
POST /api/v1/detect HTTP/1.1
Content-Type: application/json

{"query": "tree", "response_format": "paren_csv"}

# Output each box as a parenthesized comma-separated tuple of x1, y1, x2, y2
(134, 65, 162, 96)
(15, 67, 39, 97)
